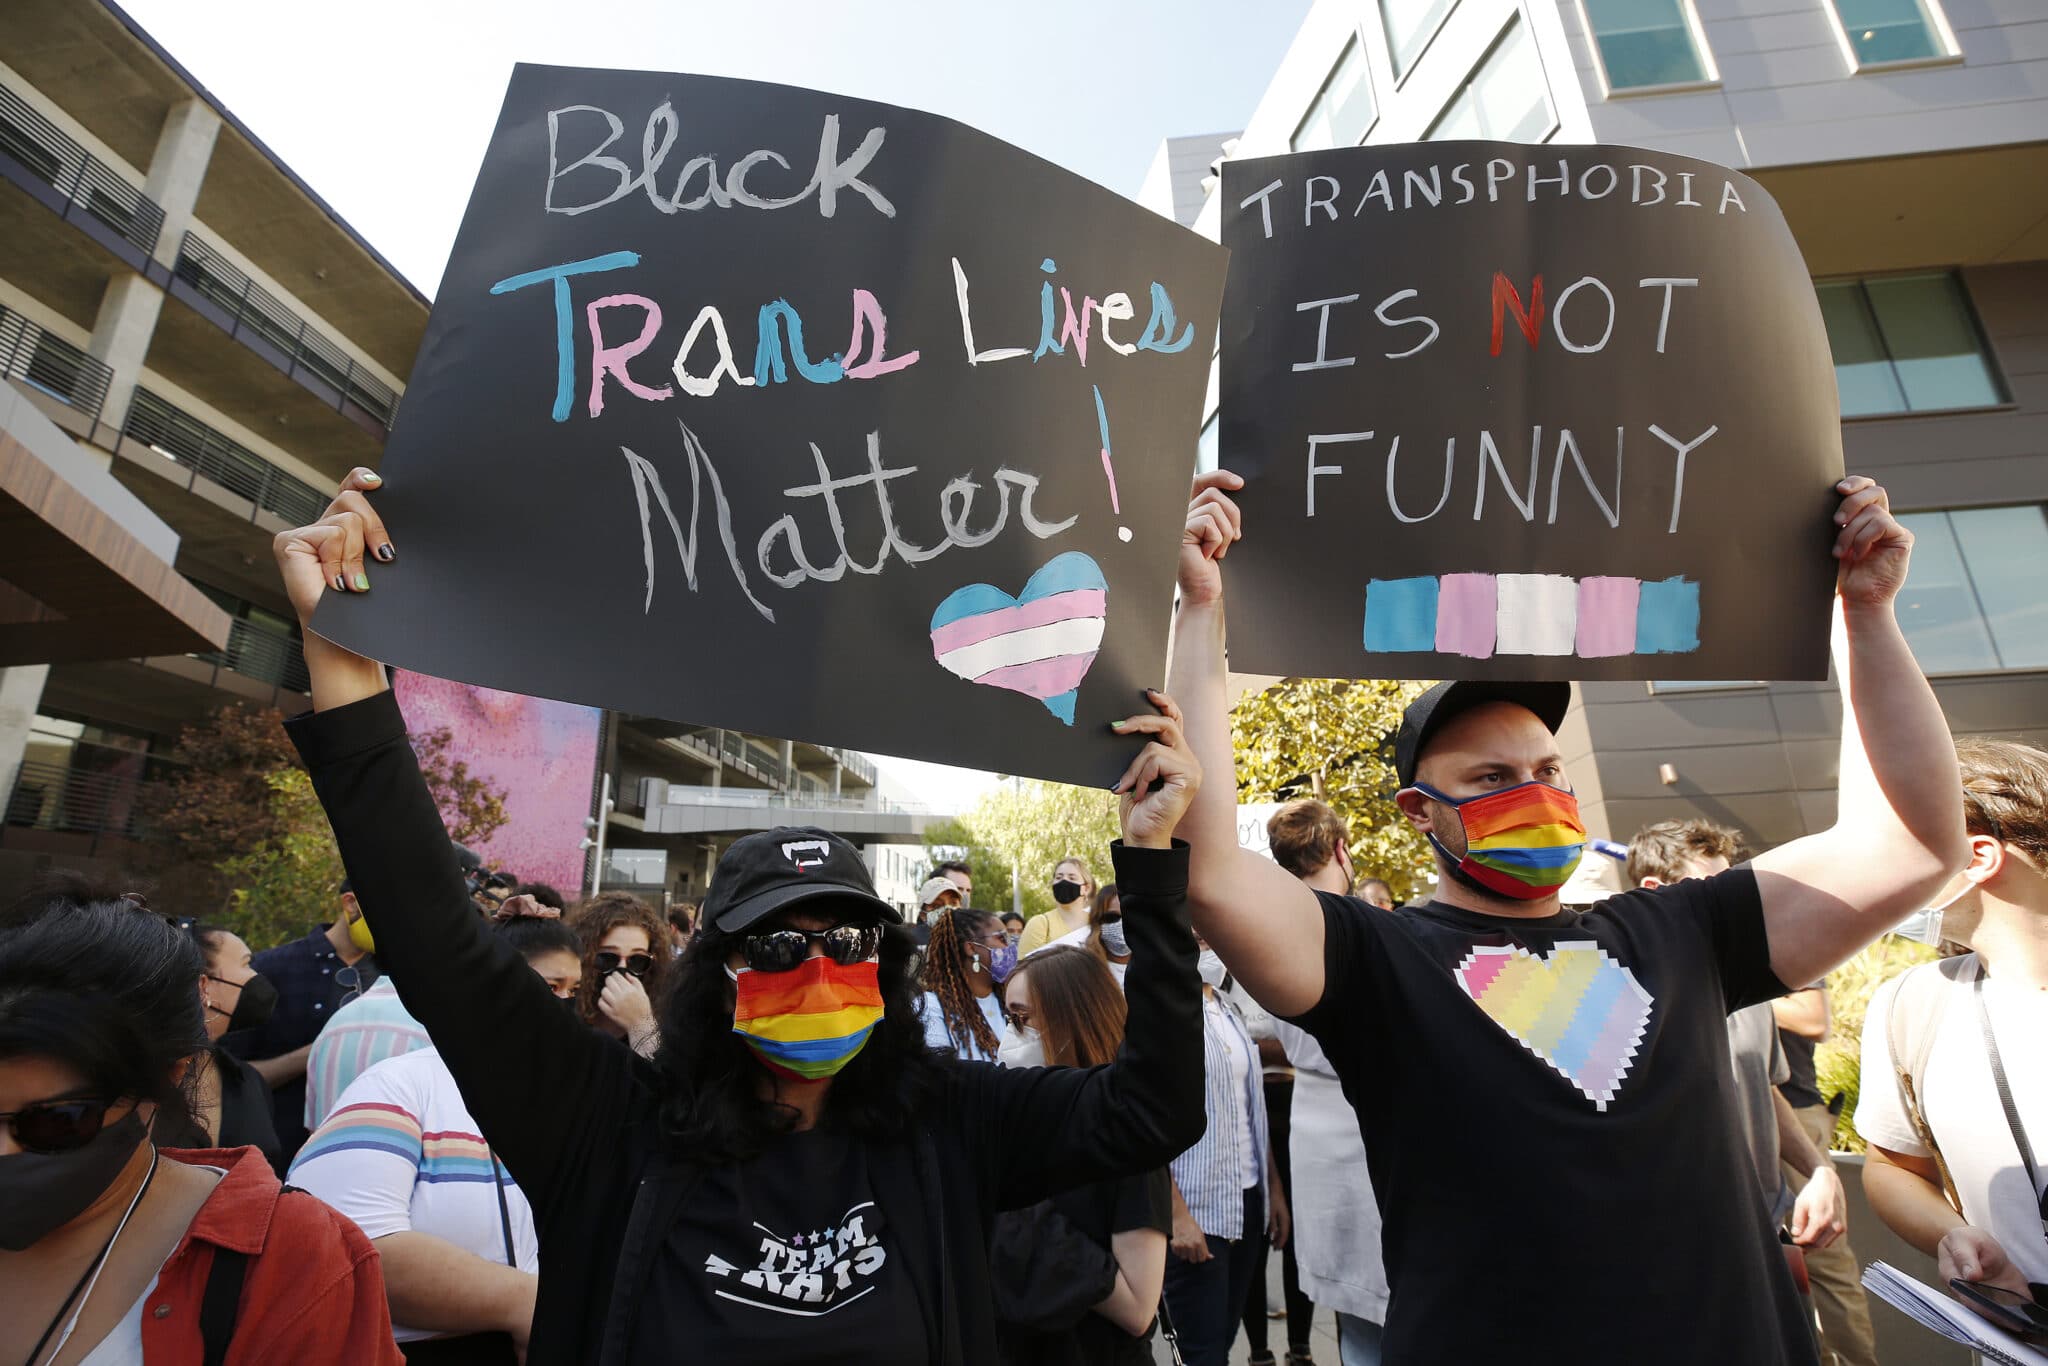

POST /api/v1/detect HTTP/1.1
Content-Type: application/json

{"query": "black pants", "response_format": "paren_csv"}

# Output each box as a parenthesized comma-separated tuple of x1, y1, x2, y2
(399, 1333, 518, 1365)
(1242, 1077, 1315, 1357)
(1163, 1184, 1265, 1366)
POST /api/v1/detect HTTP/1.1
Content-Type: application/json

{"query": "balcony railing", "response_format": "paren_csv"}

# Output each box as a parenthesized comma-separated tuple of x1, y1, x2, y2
(173, 234, 398, 427)
(0, 81, 165, 259)
(0, 306, 113, 423)
(193, 616, 311, 694)
(651, 784, 929, 816)
(3, 746, 182, 840)
(124, 387, 328, 527)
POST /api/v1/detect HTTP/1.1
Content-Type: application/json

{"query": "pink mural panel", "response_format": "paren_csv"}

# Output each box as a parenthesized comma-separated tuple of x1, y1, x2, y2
(391, 670, 603, 893)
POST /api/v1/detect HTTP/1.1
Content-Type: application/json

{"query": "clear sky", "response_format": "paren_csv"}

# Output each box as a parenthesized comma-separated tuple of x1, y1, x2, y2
(115, 0, 1310, 813)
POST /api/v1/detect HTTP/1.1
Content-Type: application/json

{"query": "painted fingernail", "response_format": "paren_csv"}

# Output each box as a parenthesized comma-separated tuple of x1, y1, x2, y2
(375, 543, 396, 562)
(1110, 720, 1126, 730)
(352, 572, 370, 592)
(362, 470, 382, 484)
(333, 574, 348, 592)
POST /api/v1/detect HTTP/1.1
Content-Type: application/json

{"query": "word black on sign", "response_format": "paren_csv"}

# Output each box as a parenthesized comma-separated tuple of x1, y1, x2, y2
(1219, 142, 1843, 683)
(315, 66, 1225, 787)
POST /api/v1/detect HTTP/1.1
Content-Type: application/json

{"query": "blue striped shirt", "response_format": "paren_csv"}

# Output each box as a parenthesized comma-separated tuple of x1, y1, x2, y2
(1170, 990, 1270, 1240)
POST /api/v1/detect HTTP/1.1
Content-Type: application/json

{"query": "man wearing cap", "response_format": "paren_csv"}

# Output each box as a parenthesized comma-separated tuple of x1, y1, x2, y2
(1162, 471, 1964, 1366)
(913, 875, 963, 949)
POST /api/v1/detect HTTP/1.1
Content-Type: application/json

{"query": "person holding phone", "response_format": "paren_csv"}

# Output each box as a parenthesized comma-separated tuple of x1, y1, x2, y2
(265, 470, 1205, 1366)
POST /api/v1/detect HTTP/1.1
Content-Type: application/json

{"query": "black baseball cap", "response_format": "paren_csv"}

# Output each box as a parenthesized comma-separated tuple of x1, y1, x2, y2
(1394, 681, 1573, 788)
(701, 825, 901, 934)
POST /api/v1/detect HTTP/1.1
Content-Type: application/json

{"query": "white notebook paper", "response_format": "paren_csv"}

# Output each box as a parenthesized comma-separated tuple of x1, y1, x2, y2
(1861, 1261, 2048, 1366)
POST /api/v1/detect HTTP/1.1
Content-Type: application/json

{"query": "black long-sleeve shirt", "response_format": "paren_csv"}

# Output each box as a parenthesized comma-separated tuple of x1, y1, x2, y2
(287, 691, 1203, 1365)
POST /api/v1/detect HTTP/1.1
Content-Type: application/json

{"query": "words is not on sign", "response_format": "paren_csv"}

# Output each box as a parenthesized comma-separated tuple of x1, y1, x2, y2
(1218, 142, 1844, 684)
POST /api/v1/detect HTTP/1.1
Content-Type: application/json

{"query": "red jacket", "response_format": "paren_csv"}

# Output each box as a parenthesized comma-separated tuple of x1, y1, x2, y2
(144, 1145, 402, 1366)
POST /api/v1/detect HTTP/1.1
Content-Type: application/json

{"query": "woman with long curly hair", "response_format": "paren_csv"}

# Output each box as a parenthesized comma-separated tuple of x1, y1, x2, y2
(567, 893, 671, 1057)
(265, 472, 1207, 1366)
(914, 908, 1012, 1063)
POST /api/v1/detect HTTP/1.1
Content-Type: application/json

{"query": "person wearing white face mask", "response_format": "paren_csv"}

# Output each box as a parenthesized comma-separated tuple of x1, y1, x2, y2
(1043, 885, 1132, 988)
(1857, 738, 2048, 1330)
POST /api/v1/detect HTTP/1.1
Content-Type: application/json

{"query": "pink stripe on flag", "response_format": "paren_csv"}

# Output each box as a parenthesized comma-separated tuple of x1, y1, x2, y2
(1575, 577, 1641, 658)
(929, 589, 1107, 654)
(972, 653, 1099, 697)
(1435, 574, 1497, 659)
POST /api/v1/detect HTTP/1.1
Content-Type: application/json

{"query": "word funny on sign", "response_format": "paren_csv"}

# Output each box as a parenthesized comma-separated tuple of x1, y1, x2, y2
(315, 66, 1225, 787)
(1218, 142, 1843, 683)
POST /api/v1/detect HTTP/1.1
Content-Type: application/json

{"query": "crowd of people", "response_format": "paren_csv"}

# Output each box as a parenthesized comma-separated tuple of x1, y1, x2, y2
(1, 468, 2043, 1365)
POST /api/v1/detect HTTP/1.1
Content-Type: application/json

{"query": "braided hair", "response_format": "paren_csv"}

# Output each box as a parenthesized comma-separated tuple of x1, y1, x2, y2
(923, 907, 1002, 1059)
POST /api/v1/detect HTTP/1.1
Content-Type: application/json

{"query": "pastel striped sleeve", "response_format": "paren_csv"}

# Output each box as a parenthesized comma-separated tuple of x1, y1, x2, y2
(289, 1099, 425, 1240)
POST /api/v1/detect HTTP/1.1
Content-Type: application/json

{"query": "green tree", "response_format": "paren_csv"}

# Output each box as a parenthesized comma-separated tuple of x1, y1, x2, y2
(920, 816, 1013, 913)
(963, 780, 1121, 920)
(1230, 677, 1436, 899)
(1812, 936, 1939, 1152)
(144, 704, 508, 948)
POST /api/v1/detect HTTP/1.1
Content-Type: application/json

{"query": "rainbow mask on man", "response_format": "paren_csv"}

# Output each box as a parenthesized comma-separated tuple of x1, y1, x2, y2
(1413, 780, 1586, 900)
(729, 955, 885, 1081)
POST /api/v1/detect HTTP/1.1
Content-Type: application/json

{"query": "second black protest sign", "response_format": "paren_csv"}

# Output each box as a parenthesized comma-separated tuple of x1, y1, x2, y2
(314, 65, 1225, 787)
(1219, 142, 1843, 682)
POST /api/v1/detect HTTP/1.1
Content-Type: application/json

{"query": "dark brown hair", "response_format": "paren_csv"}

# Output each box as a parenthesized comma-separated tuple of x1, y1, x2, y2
(1085, 883, 1121, 962)
(1006, 945, 1125, 1068)
(568, 891, 672, 1026)
(1267, 800, 1350, 879)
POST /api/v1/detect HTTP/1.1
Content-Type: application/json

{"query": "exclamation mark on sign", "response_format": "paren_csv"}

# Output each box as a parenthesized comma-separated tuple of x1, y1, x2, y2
(1093, 385, 1131, 543)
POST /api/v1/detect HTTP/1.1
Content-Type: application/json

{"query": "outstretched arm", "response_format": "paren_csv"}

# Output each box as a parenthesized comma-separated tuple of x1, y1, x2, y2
(1167, 471, 1326, 1017)
(1752, 477, 1968, 988)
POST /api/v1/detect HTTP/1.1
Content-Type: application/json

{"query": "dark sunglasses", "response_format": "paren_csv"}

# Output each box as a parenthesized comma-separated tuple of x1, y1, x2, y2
(1, 1097, 116, 1154)
(743, 925, 882, 974)
(595, 950, 655, 978)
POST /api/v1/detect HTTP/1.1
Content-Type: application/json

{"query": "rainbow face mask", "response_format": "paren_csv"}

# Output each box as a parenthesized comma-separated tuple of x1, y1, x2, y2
(728, 955, 885, 1081)
(1414, 780, 1586, 900)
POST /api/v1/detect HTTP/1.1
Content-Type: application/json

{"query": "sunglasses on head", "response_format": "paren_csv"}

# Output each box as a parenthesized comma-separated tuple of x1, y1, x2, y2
(1, 1096, 117, 1154)
(743, 924, 882, 974)
(594, 950, 655, 978)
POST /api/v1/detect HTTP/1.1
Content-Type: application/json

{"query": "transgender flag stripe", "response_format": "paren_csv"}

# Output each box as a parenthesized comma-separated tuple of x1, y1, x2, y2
(937, 618, 1107, 681)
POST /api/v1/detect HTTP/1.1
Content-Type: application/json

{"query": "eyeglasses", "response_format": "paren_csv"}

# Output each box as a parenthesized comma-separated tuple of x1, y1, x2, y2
(0, 1097, 116, 1154)
(742, 925, 882, 974)
(335, 964, 366, 1007)
(594, 950, 655, 979)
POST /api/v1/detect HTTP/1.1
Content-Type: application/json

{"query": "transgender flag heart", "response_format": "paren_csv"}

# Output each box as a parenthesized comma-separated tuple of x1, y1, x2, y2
(929, 552, 1107, 725)
(1454, 942, 1653, 1111)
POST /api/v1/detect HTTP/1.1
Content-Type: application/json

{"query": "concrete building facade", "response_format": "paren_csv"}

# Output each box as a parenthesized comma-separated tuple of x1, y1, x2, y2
(1159, 0, 2047, 853)
(0, 1, 926, 904)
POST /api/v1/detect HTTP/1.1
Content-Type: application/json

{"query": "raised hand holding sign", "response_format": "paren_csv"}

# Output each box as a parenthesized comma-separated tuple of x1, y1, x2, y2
(312, 67, 1225, 786)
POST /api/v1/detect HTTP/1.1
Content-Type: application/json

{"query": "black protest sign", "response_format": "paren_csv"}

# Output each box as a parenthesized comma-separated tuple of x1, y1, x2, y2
(314, 66, 1224, 787)
(1218, 142, 1842, 682)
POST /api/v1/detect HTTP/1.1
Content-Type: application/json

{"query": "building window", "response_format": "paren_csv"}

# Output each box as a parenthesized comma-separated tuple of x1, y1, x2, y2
(1582, 0, 1715, 90)
(1826, 0, 1956, 67)
(1292, 35, 1377, 152)
(1381, 0, 1459, 78)
(1197, 414, 1218, 474)
(1816, 273, 2004, 417)
(1426, 17, 1556, 143)
(1896, 505, 2048, 674)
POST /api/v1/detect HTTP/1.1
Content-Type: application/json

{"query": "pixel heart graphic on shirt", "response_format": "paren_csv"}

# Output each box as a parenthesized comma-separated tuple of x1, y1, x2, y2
(1454, 942, 1653, 1111)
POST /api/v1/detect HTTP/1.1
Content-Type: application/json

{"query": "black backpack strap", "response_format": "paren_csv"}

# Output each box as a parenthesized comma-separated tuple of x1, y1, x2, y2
(200, 1247, 248, 1366)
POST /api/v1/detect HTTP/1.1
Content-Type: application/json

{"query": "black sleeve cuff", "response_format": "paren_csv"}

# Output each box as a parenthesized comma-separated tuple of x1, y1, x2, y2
(1109, 840, 1190, 897)
(284, 689, 409, 768)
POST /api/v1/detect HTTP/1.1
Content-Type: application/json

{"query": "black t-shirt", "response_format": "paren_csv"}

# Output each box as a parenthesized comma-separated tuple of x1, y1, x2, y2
(636, 1126, 927, 1365)
(996, 1167, 1171, 1366)
(1778, 980, 1826, 1111)
(1284, 869, 1815, 1366)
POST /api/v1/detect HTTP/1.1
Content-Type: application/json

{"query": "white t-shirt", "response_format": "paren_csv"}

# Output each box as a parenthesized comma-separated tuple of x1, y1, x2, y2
(916, 990, 1005, 1063)
(1275, 1019, 1389, 1321)
(290, 1047, 540, 1341)
(1855, 957, 2048, 1286)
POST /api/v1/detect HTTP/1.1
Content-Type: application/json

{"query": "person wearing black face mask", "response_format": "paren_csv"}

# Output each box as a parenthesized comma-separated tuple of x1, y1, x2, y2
(157, 921, 284, 1168)
(1018, 858, 1099, 956)
(0, 872, 402, 1366)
